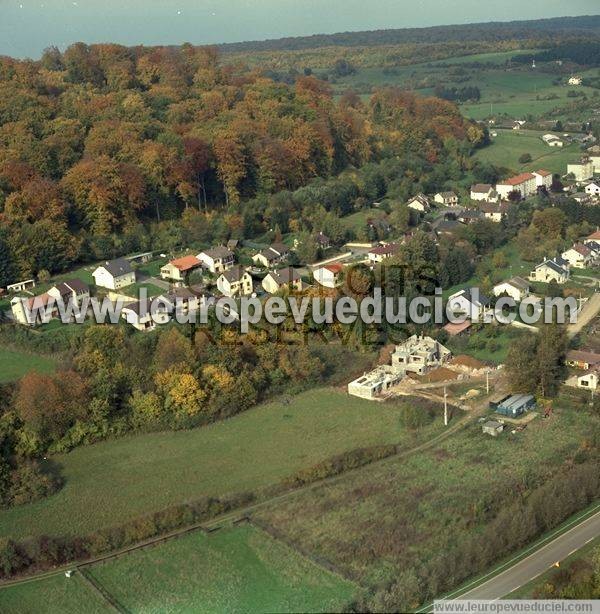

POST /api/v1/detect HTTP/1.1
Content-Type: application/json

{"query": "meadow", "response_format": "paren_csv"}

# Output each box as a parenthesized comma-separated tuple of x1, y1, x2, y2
(255, 405, 596, 588)
(85, 524, 356, 613)
(0, 388, 444, 541)
(0, 574, 108, 614)
(0, 347, 57, 383)
(474, 129, 583, 175)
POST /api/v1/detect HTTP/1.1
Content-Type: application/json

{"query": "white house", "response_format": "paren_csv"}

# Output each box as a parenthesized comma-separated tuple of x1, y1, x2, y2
(313, 263, 343, 288)
(406, 194, 431, 212)
(529, 257, 570, 284)
(252, 243, 290, 268)
(577, 371, 598, 391)
(542, 134, 564, 147)
(197, 247, 235, 275)
(122, 298, 171, 332)
(47, 279, 90, 307)
(568, 76, 583, 86)
(262, 267, 302, 294)
(11, 294, 57, 325)
(568, 158, 594, 182)
(92, 258, 136, 290)
(470, 184, 496, 201)
(496, 173, 537, 200)
(162, 287, 203, 316)
(447, 289, 491, 322)
(434, 191, 459, 207)
(562, 243, 594, 269)
(479, 201, 509, 222)
(533, 169, 552, 189)
(585, 181, 600, 197)
(492, 277, 530, 302)
(368, 243, 400, 264)
(216, 265, 253, 297)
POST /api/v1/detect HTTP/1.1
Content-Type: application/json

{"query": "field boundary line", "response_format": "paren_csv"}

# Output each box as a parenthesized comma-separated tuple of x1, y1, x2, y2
(77, 567, 127, 613)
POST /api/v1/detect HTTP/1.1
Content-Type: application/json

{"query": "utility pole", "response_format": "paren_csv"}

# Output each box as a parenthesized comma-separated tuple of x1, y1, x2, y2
(486, 369, 490, 395)
(444, 385, 449, 426)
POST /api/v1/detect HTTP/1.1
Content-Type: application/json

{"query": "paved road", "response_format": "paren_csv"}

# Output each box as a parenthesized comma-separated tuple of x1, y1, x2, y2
(568, 291, 600, 338)
(456, 509, 600, 600)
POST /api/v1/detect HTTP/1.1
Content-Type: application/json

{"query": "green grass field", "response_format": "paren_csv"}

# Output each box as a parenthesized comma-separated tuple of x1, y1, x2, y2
(474, 129, 583, 174)
(341, 207, 388, 234)
(0, 388, 443, 541)
(84, 525, 355, 613)
(0, 347, 57, 383)
(255, 405, 596, 587)
(0, 574, 108, 614)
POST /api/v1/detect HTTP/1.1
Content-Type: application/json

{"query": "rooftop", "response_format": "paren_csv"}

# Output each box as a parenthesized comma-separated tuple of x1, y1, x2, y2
(498, 172, 535, 186)
(98, 258, 133, 277)
(169, 255, 202, 272)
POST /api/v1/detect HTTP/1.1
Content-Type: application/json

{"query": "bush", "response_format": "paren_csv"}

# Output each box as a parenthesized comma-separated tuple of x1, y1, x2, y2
(518, 153, 532, 164)
(4, 461, 62, 508)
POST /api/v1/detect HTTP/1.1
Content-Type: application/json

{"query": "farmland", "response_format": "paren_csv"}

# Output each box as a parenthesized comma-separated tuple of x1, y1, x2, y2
(473, 129, 583, 175)
(0, 387, 444, 541)
(84, 525, 355, 613)
(0, 574, 108, 614)
(329, 49, 600, 122)
(254, 405, 598, 591)
(0, 347, 57, 383)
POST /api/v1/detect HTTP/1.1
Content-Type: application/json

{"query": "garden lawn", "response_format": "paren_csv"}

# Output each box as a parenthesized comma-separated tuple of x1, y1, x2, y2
(255, 406, 596, 587)
(0, 388, 443, 540)
(0, 348, 57, 383)
(0, 574, 108, 614)
(121, 281, 165, 298)
(341, 207, 388, 234)
(136, 257, 168, 277)
(86, 524, 356, 613)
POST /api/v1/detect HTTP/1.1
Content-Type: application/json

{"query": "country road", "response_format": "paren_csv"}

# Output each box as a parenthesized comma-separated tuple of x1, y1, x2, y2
(568, 291, 600, 338)
(450, 507, 600, 601)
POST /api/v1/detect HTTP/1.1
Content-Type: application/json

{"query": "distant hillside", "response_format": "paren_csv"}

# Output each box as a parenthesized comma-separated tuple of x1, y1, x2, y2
(219, 15, 600, 54)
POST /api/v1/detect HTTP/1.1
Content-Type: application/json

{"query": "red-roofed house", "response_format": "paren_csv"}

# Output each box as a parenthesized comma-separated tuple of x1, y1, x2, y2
(161, 255, 203, 281)
(313, 263, 343, 288)
(496, 173, 537, 200)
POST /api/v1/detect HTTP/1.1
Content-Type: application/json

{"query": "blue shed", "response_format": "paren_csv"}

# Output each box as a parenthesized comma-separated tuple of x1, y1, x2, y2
(495, 394, 536, 417)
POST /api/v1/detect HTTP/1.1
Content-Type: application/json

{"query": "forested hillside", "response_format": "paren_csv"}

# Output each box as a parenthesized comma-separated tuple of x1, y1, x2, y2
(218, 15, 600, 53)
(0, 44, 481, 283)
